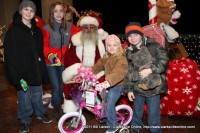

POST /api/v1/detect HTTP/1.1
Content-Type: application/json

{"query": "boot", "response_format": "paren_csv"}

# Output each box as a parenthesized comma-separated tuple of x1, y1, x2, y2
(63, 99, 79, 113)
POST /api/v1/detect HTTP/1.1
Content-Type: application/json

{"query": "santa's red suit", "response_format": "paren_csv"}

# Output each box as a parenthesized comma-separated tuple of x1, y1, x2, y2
(62, 15, 109, 113)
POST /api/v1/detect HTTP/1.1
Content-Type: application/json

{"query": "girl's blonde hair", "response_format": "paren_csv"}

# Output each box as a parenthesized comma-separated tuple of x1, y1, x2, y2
(104, 34, 125, 58)
(104, 46, 124, 59)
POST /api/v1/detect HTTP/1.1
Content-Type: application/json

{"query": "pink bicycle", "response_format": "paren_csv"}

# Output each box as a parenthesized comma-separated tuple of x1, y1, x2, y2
(58, 67, 133, 133)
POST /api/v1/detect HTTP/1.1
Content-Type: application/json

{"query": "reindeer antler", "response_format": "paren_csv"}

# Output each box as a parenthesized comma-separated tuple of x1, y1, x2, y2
(62, 3, 80, 18)
(80, 10, 102, 17)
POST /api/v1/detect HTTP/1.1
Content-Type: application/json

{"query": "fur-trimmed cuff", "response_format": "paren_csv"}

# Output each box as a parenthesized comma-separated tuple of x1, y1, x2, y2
(95, 71, 105, 80)
(62, 63, 82, 83)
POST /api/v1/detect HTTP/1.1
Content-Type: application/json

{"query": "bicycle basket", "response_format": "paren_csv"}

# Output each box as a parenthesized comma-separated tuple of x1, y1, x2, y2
(69, 85, 83, 106)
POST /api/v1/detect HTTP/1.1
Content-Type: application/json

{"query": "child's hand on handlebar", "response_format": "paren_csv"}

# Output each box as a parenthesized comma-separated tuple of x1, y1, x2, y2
(77, 65, 97, 82)
(95, 81, 110, 93)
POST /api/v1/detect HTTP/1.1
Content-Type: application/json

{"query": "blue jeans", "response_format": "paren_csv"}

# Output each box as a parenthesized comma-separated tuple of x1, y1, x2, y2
(46, 66, 64, 107)
(106, 86, 123, 132)
(17, 85, 46, 125)
(131, 94, 162, 133)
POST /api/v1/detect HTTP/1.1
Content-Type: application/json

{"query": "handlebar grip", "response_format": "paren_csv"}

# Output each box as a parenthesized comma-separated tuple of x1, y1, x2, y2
(88, 81, 96, 86)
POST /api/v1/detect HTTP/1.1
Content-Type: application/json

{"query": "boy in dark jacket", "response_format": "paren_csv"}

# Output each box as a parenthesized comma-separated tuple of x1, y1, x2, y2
(124, 22, 169, 133)
(4, 0, 51, 133)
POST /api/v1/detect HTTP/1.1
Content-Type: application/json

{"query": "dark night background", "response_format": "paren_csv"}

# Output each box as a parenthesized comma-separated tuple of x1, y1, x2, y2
(73, 0, 199, 35)
(32, 0, 199, 35)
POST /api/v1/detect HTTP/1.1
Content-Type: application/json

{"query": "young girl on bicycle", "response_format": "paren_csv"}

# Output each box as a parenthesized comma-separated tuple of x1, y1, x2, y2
(91, 34, 128, 133)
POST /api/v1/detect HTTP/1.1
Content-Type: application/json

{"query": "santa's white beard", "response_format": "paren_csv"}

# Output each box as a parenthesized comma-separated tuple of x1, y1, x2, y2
(77, 31, 99, 67)
(82, 40, 96, 67)
(81, 31, 98, 43)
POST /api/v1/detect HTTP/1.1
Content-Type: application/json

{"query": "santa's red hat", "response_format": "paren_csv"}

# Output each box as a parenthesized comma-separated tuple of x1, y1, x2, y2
(89, 13, 103, 28)
(80, 13, 103, 29)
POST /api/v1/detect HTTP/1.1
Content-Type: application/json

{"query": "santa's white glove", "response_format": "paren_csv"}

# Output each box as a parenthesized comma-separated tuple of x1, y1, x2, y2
(95, 81, 110, 92)
(170, 10, 181, 24)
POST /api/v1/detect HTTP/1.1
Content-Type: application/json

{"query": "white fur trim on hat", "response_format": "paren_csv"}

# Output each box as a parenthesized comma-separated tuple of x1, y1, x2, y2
(98, 28, 109, 40)
(80, 16, 99, 27)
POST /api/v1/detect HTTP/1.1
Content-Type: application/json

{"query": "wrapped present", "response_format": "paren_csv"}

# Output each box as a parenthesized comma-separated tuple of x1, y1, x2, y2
(161, 58, 200, 117)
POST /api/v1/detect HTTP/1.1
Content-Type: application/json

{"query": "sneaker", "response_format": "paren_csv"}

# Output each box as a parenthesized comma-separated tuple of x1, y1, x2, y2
(19, 123, 29, 133)
(105, 128, 118, 133)
(37, 113, 52, 123)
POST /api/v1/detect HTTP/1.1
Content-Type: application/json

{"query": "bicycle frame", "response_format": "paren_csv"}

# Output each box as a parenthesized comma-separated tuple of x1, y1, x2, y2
(72, 78, 105, 128)
(67, 66, 132, 131)
(72, 78, 127, 128)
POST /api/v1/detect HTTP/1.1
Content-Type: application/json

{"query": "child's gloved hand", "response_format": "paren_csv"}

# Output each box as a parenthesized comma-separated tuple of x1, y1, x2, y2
(20, 79, 28, 91)
(48, 53, 61, 66)
(95, 81, 110, 93)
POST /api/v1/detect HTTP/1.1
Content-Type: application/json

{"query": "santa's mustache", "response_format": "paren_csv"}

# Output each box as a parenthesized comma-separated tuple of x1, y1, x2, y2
(81, 31, 98, 43)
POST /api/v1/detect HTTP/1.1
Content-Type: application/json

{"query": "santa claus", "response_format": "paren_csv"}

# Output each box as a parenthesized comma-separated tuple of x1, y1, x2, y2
(62, 13, 109, 113)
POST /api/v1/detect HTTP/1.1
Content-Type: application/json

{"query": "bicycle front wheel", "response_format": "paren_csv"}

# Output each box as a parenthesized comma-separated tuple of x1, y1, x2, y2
(116, 104, 133, 126)
(58, 112, 86, 133)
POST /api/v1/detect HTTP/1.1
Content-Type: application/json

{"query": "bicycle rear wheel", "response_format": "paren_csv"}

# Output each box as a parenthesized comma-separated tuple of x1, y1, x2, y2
(116, 104, 133, 126)
(58, 112, 86, 133)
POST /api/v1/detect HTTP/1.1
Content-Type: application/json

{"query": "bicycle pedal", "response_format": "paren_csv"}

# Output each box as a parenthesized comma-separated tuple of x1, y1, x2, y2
(119, 128, 129, 133)
(96, 118, 107, 124)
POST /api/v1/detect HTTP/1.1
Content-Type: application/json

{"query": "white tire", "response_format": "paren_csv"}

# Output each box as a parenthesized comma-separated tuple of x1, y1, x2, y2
(116, 104, 133, 126)
(58, 112, 86, 133)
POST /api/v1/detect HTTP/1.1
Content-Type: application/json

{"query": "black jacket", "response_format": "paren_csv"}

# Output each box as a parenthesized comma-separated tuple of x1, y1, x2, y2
(124, 37, 169, 97)
(4, 11, 49, 91)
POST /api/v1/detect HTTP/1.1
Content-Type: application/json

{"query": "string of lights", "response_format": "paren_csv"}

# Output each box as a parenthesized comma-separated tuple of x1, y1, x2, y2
(117, 34, 200, 68)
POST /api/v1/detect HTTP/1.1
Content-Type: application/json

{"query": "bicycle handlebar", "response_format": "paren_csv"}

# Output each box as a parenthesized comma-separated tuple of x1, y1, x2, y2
(76, 65, 98, 86)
